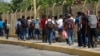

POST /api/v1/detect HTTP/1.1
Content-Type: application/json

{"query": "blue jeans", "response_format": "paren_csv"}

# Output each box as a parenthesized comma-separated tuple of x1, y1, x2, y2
(34, 29, 40, 40)
(28, 28, 34, 39)
(21, 28, 27, 40)
(97, 32, 100, 39)
(47, 29, 55, 44)
(67, 29, 74, 45)
(58, 27, 62, 33)
(85, 34, 89, 45)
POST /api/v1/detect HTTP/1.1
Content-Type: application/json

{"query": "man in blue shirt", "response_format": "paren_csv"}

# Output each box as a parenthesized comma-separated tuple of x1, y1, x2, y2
(0, 17, 4, 36)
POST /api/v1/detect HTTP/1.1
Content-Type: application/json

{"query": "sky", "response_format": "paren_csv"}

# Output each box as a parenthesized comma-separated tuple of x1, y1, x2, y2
(4, 0, 11, 3)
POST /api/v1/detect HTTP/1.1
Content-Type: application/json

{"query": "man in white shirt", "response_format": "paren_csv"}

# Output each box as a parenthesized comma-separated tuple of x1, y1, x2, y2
(57, 15, 63, 33)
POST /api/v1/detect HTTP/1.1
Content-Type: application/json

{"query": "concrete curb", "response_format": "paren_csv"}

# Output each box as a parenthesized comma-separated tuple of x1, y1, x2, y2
(0, 39, 100, 56)
(9, 34, 17, 37)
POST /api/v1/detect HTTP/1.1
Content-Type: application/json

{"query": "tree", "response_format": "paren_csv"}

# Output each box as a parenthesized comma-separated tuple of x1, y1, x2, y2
(0, 0, 11, 14)
(10, 0, 23, 12)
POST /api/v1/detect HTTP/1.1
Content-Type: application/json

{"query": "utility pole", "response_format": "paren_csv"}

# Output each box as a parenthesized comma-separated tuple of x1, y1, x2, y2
(33, 0, 37, 19)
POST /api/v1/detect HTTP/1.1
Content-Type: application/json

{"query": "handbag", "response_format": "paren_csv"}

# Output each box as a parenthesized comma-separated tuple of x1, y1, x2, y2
(62, 30, 68, 39)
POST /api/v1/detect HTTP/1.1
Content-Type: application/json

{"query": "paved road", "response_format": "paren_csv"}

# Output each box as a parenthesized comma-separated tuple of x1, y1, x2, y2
(0, 44, 78, 56)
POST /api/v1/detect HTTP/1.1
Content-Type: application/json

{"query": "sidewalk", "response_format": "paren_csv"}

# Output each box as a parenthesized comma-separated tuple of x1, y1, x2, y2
(0, 37, 100, 56)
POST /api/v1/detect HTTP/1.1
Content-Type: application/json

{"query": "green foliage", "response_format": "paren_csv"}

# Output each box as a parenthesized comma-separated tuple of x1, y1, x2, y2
(87, 0, 99, 3)
(0, 1, 11, 14)
(0, 0, 99, 13)
(11, 0, 23, 11)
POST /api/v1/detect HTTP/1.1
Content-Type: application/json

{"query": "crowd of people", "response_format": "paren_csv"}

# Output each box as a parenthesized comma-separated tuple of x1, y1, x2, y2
(0, 11, 100, 48)
(15, 16, 40, 40)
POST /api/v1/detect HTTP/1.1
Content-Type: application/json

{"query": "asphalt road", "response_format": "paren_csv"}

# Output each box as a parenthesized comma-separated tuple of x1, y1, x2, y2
(0, 44, 78, 56)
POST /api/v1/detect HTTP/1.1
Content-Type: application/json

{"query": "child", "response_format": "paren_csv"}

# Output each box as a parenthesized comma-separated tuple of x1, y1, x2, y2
(55, 29, 59, 42)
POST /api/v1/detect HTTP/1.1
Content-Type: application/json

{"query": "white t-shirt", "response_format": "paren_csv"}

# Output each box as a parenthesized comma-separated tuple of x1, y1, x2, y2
(57, 18, 63, 28)
(28, 19, 32, 25)
(70, 17, 75, 22)
(45, 19, 55, 24)
(7, 23, 10, 29)
(35, 24, 40, 29)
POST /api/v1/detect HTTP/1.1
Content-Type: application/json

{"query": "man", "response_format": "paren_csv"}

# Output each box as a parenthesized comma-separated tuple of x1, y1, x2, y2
(15, 18, 22, 40)
(41, 15, 47, 43)
(20, 16, 28, 41)
(27, 16, 32, 39)
(57, 15, 63, 33)
(97, 11, 100, 41)
(56, 15, 63, 42)
(0, 17, 4, 36)
(34, 18, 40, 40)
(81, 13, 89, 47)
(64, 14, 75, 45)
(46, 16, 55, 44)
(30, 16, 35, 39)
(75, 12, 82, 47)
(88, 11, 98, 48)
(4, 19, 10, 39)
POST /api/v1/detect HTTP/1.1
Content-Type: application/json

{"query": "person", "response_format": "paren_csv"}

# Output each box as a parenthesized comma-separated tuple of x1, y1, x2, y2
(0, 17, 4, 36)
(15, 18, 22, 40)
(34, 18, 40, 40)
(54, 16, 59, 42)
(46, 16, 55, 44)
(40, 15, 47, 43)
(88, 11, 98, 48)
(63, 14, 75, 45)
(27, 16, 32, 39)
(54, 29, 59, 42)
(56, 15, 63, 42)
(20, 16, 28, 41)
(81, 13, 89, 47)
(57, 15, 63, 33)
(97, 11, 100, 41)
(70, 15, 75, 22)
(75, 12, 82, 47)
(30, 16, 35, 39)
(4, 19, 10, 39)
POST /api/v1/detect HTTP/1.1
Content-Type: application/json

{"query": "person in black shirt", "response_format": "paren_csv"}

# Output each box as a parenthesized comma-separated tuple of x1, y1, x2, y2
(4, 19, 10, 39)
(81, 13, 89, 47)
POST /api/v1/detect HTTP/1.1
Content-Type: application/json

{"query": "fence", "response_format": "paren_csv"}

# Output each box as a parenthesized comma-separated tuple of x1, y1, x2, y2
(1, 3, 100, 36)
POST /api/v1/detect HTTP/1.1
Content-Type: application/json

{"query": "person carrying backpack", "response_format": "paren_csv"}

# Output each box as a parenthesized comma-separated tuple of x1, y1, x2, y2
(64, 14, 75, 45)
(29, 16, 35, 39)
(15, 18, 22, 40)
(20, 16, 28, 40)
(46, 16, 55, 44)
(88, 11, 98, 48)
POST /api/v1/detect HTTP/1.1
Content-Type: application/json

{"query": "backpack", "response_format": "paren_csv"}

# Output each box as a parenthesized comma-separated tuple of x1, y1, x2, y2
(65, 19, 74, 29)
(46, 21, 54, 29)
(21, 19, 28, 28)
(30, 20, 35, 29)
(88, 15, 97, 28)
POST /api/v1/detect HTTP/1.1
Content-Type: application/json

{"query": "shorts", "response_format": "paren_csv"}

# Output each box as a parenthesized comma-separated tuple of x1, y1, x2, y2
(58, 27, 63, 33)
